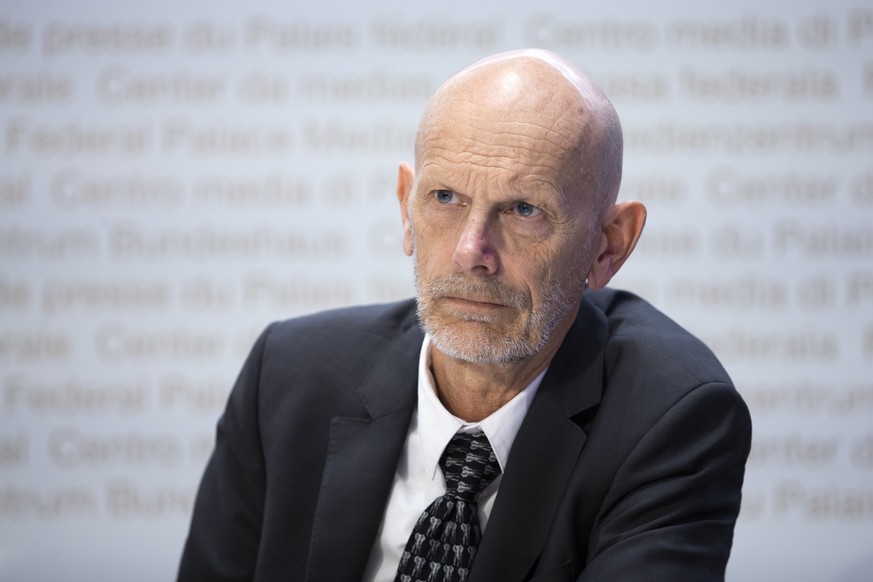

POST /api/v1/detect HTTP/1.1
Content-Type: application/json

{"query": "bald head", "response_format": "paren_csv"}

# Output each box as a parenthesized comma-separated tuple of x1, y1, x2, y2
(415, 49, 623, 213)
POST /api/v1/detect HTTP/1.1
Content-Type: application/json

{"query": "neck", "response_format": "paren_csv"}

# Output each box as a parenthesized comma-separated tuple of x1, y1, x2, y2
(429, 310, 576, 422)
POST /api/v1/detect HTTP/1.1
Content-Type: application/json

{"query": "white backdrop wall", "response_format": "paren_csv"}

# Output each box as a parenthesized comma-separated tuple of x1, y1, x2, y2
(1, 1, 872, 580)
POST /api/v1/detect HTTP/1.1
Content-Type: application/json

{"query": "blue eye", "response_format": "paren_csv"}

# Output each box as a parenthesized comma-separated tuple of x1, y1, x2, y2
(434, 190, 455, 204)
(514, 202, 540, 217)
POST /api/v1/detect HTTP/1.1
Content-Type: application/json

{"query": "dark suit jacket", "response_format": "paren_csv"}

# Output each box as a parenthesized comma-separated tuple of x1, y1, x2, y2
(178, 288, 751, 582)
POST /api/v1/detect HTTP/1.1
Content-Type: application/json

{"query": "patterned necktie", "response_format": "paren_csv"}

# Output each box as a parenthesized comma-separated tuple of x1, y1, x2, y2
(395, 430, 501, 582)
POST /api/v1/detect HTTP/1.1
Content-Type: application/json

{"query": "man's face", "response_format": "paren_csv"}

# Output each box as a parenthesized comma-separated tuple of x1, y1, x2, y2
(401, 93, 599, 364)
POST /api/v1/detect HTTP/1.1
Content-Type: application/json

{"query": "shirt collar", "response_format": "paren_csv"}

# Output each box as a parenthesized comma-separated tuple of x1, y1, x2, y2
(416, 335, 546, 480)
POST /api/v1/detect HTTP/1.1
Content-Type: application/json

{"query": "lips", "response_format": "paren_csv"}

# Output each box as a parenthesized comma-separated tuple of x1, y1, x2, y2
(442, 295, 507, 308)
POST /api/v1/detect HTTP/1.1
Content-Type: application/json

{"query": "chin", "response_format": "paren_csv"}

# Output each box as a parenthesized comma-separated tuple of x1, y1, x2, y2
(427, 320, 547, 365)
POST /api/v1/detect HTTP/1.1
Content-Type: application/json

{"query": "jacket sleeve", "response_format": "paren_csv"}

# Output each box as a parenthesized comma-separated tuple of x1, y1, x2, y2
(579, 381, 752, 582)
(176, 324, 274, 582)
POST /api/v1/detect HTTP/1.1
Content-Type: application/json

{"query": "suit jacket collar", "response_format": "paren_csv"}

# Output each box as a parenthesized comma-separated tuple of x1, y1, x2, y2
(537, 292, 607, 419)
(359, 302, 423, 418)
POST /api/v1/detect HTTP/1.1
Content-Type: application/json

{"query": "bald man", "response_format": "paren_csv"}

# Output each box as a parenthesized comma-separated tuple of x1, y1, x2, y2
(178, 50, 751, 582)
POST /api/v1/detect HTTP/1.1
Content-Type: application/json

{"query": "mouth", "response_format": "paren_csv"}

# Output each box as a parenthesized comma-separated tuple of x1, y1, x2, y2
(441, 296, 508, 309)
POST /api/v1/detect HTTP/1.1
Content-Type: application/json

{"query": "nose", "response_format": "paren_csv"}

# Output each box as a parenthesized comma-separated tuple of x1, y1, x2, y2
(453, 214, 499, 275)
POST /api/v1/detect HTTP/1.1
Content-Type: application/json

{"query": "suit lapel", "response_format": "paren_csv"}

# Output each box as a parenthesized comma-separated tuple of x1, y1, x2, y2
(305, 322, 423, 582)
(471, 295, 608, 582)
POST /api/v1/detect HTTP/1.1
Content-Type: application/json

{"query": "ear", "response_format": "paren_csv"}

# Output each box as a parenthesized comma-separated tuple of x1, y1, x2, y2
(397, 162, 415, 256)
(587, 201, 647, 290)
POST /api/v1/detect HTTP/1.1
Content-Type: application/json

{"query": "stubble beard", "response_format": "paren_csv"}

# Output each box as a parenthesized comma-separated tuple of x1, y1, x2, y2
(413, 242, 592, 365)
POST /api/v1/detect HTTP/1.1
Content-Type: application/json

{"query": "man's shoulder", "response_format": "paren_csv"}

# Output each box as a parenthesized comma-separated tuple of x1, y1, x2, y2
(244, 299, 421, 406)
(261, 298, 421, 354)
(587, 287, 731, 386)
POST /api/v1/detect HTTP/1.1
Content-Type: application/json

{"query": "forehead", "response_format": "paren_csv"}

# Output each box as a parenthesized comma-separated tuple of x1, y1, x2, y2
(416, 99, 585, 196)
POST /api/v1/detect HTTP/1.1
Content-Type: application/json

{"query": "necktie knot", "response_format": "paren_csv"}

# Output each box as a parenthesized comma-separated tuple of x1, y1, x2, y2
(439, 431, 500, 503)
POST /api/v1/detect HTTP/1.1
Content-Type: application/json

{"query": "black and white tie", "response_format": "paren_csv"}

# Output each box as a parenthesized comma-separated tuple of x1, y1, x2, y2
(395, 430, 501, 582)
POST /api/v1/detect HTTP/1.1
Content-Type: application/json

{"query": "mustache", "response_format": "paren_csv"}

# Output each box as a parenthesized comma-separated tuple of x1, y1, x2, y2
(420, 273, 530, 309)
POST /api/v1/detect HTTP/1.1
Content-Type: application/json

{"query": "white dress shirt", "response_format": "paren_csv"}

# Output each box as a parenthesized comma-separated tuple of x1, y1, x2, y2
(362, 335, 546, 581)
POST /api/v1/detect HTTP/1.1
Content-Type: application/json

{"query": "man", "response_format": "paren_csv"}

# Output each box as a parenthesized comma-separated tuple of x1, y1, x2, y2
(178, 49, 751, 582)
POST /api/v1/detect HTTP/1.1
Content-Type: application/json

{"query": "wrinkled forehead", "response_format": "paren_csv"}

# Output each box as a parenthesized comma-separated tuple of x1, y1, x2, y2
(418, 103, 583, 176)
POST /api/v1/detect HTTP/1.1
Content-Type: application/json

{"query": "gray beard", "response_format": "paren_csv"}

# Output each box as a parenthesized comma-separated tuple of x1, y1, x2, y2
(412, 242, 591, 365)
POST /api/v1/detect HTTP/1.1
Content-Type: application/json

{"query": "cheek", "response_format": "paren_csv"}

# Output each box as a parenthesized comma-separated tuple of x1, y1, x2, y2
(418, 207, 462, 246)
(510, 241, 557, 278)
(411, 214, 459, 259)
(496, 257, 548, 303)
(411, 230, 448, 277)
(525, 246, 582, 294)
